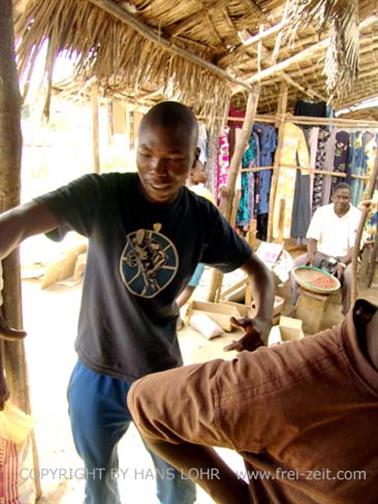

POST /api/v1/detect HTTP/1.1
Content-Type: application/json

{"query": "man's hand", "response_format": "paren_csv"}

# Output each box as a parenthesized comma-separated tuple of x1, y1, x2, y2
(223, 316, 271, 352)
(305, 252, 315, 266)
(336, 263, 346, 280)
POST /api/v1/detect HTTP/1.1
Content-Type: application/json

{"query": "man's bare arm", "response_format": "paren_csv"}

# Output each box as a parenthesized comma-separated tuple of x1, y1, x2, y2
(0, 201, 58, 260)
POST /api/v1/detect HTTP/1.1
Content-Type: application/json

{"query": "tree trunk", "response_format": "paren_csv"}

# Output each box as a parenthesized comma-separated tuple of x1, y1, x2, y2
(0, 0, 41, 497)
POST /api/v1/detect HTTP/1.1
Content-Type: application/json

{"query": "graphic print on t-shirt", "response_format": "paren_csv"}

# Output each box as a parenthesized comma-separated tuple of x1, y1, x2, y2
(119, 223, 178, 298)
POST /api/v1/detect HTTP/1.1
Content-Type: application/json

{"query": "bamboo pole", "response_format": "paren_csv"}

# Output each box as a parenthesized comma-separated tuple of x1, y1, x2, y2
(207, 87, 260, 303)
(277, 198, 286, 244)
(217, 20, 290, 65)
(0, 0, 41, 498)
(351, 152, 378, 303)
(223, 114, 378, 129)
(267, 81, 288, 242)
(87, 0, 252, 92)
(240, 164, 373, 180)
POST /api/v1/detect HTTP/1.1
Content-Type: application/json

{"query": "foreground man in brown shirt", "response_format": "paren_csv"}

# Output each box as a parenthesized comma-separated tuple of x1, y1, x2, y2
(128, 299, 378, 503)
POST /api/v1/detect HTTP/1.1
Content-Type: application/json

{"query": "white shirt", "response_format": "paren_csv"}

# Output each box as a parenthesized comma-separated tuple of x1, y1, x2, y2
(306, 204, 361, 257)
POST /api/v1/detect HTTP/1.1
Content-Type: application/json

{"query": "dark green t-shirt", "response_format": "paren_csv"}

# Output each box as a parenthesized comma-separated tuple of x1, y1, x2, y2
(36, 173, 252, 381)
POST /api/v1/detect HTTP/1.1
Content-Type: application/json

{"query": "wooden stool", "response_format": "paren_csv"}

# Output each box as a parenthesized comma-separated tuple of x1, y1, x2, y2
(296, 287, 331, 334)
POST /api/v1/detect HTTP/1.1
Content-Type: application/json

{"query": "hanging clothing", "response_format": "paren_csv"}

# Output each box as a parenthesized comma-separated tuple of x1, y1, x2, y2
(290, 126, 312, 238)
(216, 127, 230, 198)
(291, 170, 311, 239)
(228, 106, 245, 159)
(206, 128, 220, 199)
(236, 134, 258, 227)
(312, 128, 331, 213)
(305, 127, 319, 210)
(322, 129, 337, 205)
(253, 123, 277, 215)
(197, 123, 208, 164)
(331, 131, 350, 194)
(294, 100, 327, 117)
(350, 131, 371, 206)
(272, 123, 309, 239)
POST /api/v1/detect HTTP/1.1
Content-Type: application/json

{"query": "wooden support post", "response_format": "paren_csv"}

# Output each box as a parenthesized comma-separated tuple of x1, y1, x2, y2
(0, 0, 41, 498)
(366, 232, 378, 288)
(277, 198, 286, 244)
(351, 152, 378, 304)
(208, 88, 260, 302)
(267, 81, 288, 242)
(91, 91, 100, 174)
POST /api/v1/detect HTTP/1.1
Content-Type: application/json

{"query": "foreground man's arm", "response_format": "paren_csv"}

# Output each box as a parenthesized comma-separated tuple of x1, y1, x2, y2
(224, 253, 275, 352)
(128, 360, 250, 504)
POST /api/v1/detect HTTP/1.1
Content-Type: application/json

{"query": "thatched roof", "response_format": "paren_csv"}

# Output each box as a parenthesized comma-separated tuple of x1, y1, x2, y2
(13, 0, 378, 125)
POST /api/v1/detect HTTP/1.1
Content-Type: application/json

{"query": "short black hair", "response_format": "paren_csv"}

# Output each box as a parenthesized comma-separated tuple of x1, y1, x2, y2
(333, 182, 352, 194)
(140, 101, 198, 146)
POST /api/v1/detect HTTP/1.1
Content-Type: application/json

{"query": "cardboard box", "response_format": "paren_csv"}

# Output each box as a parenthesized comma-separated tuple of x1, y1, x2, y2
(268, 315, 304, 346)
(187, 300, 241, 332)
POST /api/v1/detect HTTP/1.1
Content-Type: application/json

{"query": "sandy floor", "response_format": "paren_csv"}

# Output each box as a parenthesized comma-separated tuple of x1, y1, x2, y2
(20, 262, 377, 504)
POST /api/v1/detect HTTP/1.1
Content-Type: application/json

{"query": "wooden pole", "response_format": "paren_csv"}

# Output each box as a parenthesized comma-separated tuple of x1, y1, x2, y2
(207, 87, 260, 302)
(220, 87, 260, 220)
(351, 152, 378, 303)
(277, 198, 286, 244)
(91, 91, 101, 174)
(0, 0, 41, 498)
(267, 81, 288, 242)
(218, 20, 289, 65)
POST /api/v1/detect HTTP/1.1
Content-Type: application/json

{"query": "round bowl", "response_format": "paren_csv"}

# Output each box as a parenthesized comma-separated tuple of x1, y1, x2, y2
(292, 265, 341, 295)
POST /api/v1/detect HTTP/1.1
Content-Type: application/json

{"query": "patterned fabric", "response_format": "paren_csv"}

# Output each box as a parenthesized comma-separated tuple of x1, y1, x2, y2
(307, 127, 319, 209)
(312, 128, 331, 213)
(216, 127, 230, 199)
(206, 128, 220, 199)
(236, 134, 258, 226)
(0, 439, 19, 503)
(331, 130, 350, 194)
(322, 129, 337, 205)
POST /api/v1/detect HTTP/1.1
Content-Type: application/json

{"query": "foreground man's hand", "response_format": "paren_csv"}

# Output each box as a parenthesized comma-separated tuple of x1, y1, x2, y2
(224, 316, 271, 352)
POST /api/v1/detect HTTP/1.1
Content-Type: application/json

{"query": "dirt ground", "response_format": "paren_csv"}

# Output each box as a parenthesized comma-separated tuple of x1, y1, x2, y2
(20, 262, 377, 504)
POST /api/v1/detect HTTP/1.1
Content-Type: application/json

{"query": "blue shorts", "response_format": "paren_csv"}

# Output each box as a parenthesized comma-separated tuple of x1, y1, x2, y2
(188, 263, 205, 288)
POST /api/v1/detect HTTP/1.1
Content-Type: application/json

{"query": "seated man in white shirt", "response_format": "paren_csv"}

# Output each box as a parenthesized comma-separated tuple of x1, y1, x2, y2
(291, 183, 361, 315)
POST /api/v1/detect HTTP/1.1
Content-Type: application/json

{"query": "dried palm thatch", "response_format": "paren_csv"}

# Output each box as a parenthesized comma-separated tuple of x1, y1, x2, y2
(284, 0, 360, 97)
(15, 0, 232, 130)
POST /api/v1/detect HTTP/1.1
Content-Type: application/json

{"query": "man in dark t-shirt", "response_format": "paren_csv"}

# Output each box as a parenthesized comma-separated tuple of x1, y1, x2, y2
(0, 102, 275, 504)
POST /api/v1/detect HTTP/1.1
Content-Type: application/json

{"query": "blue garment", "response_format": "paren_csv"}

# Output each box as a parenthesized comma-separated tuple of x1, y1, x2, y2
(253, 124, 277, 215)
(68, 360, 196, 504)
(187, 263, 205, 287)
(350, 132, 369, 206)
(237, 134, 257, 226)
